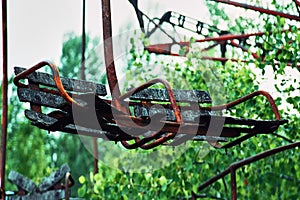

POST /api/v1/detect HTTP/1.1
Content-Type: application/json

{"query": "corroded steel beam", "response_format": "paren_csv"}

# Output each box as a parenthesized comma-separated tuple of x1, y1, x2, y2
(1, 0, 8, 197)
(209, 0, 300, 21)
(101, 0, 121, 98)
(196, 141, 300, 199)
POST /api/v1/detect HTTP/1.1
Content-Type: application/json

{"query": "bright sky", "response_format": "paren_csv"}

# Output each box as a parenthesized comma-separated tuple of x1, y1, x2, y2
(0, 0, 218, 80)
(0, 0, 297, 96)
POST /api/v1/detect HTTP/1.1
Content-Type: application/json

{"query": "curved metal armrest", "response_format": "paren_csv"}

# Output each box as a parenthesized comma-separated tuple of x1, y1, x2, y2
(65, 172, 74, 200)
(200, 90, 281, 120)
(14, 60, 82, 107)
(117, 78, 182, 149)
(119, 78, 182, 123)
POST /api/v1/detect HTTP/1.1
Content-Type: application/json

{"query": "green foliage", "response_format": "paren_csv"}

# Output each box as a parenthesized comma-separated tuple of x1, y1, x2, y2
(54, 32, 104, 192)
(2, 78, 52, 190)
(60, 32, 106, 83)
(2, 32, 102, 193)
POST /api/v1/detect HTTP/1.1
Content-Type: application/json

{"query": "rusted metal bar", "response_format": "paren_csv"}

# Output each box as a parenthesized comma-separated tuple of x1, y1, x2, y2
(209, 0, 300, 21)
(230, 168, 237, 200)
(101, 0, 121, 99)
(119, 78, 182, 123)
(229, 40, 259, 59)
(93, 138, 99, 174)
(14, 61, 82, 107)
(14, 67, 107, 95)
(140, 133, 176, 149)
(146, 45, 300, 68)
(146, 26, 300, 50)
(1, 0, 8, 198)
(81, 0, 99, 174)
(81, 0, 86, 81)
(197, 141, 300, 198)
(201, 43, 219, 52)
(120, 132, 167, 149)
(118, 78, 184, 149)
(130, 88, 211, 103)
(200, 90, 281, 120)
(64, 172, 74, 200)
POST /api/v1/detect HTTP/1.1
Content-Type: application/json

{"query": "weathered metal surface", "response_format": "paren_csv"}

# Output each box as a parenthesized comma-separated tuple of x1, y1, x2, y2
(25, 110, 60, 127)
(134, 105, 209, 122)
(8, 171, 36, 193)
(133, 104, 286, 129)
(1, 0, 8, 197)
(24, 109, 128, 140)
(7, 164, 74, 200)
(130, 88, 212, 103)
(14, 67, 106, 95)
(18, 88, 68, 109)
(38, 164, 70, 192)
(192, 135, 227, 142)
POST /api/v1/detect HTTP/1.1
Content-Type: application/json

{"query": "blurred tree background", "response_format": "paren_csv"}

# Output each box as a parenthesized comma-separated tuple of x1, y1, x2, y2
(1, 0, 299, 199)
(1, 32, 104, 194)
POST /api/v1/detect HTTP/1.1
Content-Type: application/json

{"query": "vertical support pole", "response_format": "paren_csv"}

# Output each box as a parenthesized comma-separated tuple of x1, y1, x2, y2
(81, 0, 98, 174)
(1, 0, 8, 198)
(230, 168, 237, 200)
(81, 0, 86, 81)
(93, 138, 98, 174)
(101, 0, 127, 114)
(101, 0, 121, 99)
(65, 173, 70, 200)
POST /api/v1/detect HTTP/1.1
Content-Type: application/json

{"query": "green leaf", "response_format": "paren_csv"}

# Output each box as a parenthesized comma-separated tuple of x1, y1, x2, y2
(159, 176, 167, 186)
(79, 176, 86, 184)
(78, 184, 86, 197)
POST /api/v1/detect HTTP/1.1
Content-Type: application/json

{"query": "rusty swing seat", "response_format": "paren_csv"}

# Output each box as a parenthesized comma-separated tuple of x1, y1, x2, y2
(12, 0, 290, 150)
(13, 60, 287, 149)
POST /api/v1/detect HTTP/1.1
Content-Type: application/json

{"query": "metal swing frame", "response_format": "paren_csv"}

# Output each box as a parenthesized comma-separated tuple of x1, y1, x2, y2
(129, 0, 300, 68)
